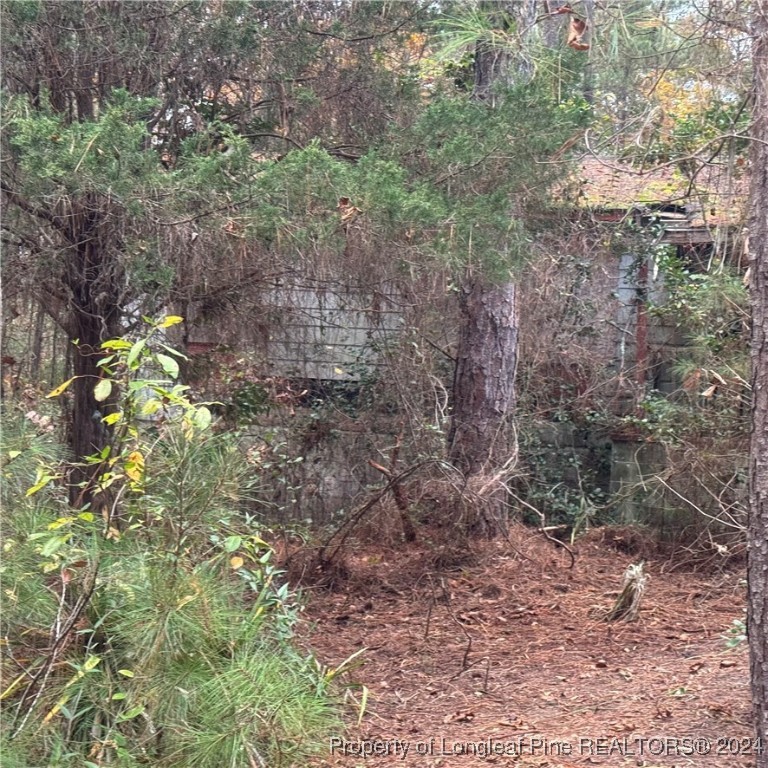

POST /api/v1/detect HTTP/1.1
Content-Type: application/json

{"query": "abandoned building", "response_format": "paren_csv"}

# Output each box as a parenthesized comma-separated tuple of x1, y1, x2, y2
(180, 156, 749, 534)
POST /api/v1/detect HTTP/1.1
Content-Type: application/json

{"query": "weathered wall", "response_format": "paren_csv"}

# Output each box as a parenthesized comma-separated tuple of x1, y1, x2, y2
(240, 415, 401, 526)
(210, 228, 744, 536)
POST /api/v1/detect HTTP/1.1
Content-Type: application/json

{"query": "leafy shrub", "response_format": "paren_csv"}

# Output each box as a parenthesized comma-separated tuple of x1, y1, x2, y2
(0, 320, 340, 767)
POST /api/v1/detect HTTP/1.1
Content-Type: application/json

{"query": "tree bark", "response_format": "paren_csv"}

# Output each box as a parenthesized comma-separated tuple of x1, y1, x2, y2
(67, 309, 121, 508)
(448, 279, 517, 477)
(473, 0, 537, 103)
(447, 3, 533, 533)
(0, 184, 124, 501)
(748, 6, 768, 763)
(29, 301, 45, 382)
(60, 196, 124, 507)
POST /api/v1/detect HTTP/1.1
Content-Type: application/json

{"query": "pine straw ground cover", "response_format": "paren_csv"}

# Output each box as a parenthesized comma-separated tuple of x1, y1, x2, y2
(299, 526, 753, 768)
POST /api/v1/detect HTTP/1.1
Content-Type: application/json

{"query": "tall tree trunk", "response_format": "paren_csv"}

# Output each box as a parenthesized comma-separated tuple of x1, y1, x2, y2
(57, 194, 124, 507)
(473, 0, 536, 103)
(749, 6, 768, 764)
(29, 300, 45, 382)
(448, 2, 532, 534)
(67, 311, 120, 508)
(0, 185, 125, 496)
(449, 279, 517, 476)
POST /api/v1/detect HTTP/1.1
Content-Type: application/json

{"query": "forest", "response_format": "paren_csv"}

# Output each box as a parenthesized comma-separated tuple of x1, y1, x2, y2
(1, 1, 767, 766)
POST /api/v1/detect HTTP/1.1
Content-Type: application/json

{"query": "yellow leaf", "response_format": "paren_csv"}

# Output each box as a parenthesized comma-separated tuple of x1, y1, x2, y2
(0, 672, 28, 701)
(230, 555, 244, 570)
(636, 17, 663, 28)
(26, 471, 55, 497)
(157, 315, 184, 328)
(46, 377, 76, 398)
(43, 655, 100, 723)
(102, 411, 123, 425)
(100, 339, 132, 350)
(140, 399, 162, 416)
(47, 517, 75, 530)
(177, 589, 200, 609)
(43, 694, 69, 723)
(125, 451, 144, 483)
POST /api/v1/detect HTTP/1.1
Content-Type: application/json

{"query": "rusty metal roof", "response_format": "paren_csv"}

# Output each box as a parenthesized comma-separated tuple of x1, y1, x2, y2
(572, 156, 748, 230)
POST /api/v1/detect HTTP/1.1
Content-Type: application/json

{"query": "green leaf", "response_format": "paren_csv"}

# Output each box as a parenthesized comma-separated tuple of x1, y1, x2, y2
(155, 353, 179, 379)
(126, 339, 146, 369)
(111, 693, 127, 701)
(59, 704, 73, 720)
(46, 377, 76, 398)
(223, 535, 242, 552)
(160, 343, 188, 360)
(117, 669, 135, 678)
(193, 406, 212, 431)
(41, 534, 70, 557)
(116, 704, 144, 722)
(93, 379, 112, 402)
(157, 315, 184, 328)
(83, 655, 101, 672)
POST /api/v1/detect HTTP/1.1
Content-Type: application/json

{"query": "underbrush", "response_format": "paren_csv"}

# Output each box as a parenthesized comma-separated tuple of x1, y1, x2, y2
(0, 324, 340, 767)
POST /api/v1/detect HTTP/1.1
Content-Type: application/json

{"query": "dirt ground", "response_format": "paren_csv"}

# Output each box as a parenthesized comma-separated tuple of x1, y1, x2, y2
(300, 525, 755, 768)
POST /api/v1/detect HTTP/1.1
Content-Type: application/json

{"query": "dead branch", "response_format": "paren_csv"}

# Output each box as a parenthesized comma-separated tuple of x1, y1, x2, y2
(506, 488, 576, 568)
(368, 429, 417, 542)
(314, 459, 448, 566)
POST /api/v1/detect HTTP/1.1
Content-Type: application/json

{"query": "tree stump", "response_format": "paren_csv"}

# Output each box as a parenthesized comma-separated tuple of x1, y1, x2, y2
(604, 562, 648, 622)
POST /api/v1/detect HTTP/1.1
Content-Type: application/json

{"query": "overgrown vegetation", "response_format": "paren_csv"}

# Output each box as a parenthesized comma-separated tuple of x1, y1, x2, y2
(2, 0, 764, 760)
(2, 0, 752, 545)
(0, 322, 341, 766)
